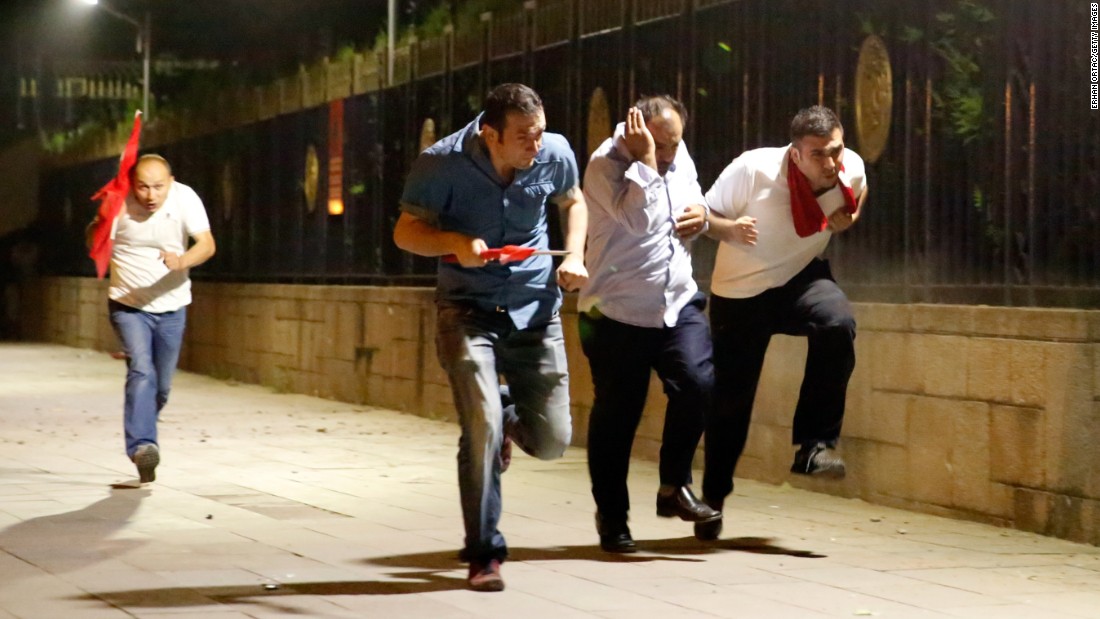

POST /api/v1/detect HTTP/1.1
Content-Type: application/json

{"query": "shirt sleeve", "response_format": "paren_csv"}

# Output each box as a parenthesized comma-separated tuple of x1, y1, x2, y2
(547, 135, 581, 204)
(583, 146, 668, 238)
(843, 149, 868, 200)
(181, 186, 211, 236)
(399, 151, 449, 226)
(704, 154, 752, 219)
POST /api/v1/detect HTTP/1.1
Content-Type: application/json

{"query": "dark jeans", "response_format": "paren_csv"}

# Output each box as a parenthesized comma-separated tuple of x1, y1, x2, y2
(580, 293, 714, 521)
(702, 259, 856, 503)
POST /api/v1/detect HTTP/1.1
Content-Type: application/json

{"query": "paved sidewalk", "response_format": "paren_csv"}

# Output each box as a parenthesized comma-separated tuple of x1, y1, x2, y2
(1, 343, 1098, 619)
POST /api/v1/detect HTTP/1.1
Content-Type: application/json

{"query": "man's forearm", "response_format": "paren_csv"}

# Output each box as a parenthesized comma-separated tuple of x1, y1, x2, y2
(180, 234, 216, 269)
(559, 195, 588, 256)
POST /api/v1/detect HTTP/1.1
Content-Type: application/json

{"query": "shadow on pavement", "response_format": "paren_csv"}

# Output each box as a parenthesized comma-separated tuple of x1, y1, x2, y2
(0, 485, 150, 580)
(73, 535, 823, 607)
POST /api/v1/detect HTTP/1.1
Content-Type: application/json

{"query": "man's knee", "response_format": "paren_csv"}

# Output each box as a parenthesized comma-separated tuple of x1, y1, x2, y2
(527, 422, 572, 460)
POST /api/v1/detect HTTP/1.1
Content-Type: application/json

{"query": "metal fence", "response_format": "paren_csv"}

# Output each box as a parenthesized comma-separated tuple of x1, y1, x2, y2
(35, 0, 1100, 307)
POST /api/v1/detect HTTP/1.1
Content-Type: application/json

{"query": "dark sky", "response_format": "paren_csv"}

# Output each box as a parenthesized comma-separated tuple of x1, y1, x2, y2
(4, 0, 403, 71)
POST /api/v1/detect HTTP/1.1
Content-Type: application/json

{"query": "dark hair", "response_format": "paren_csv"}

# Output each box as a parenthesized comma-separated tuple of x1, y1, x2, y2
(480, 83, 543, 136)
(790, 105, 842, 144)
(635, 94, 688, 126)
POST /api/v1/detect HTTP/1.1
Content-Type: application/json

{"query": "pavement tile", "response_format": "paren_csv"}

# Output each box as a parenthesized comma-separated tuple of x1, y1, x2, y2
(2, 344, 1100, 619)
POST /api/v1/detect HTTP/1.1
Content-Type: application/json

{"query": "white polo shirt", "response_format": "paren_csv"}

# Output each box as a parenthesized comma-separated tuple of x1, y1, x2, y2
(704, 146, 866, 299)
(108, 180, 211, 313)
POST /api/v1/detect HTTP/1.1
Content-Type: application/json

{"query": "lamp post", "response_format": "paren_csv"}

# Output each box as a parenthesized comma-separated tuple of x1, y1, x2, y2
(79, 0, 151, 120)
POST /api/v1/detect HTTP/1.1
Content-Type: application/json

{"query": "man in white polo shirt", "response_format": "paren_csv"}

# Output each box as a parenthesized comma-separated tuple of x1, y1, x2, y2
(698, 106, 868, 540)
(86, 154, 215, 484)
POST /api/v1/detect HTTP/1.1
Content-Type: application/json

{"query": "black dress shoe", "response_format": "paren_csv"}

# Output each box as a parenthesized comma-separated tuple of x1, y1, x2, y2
(596, 513, 637, 553)
(656, 486, 722, 523)
(693, 498, 724, 541)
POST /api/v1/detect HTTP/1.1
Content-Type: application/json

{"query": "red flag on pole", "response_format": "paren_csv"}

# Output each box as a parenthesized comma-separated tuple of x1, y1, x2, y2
(88, 111, 143, 279)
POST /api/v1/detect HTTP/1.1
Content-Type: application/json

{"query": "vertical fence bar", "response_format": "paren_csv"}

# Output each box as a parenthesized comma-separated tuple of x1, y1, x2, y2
(1026, 80, 1036, 305)
(1002, 79, 1012, 305)
(923, 77, 932, 300)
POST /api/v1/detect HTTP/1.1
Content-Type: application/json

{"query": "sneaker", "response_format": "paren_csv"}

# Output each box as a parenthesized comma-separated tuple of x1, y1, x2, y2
(132, 443, 160, 484)
(693, 498, 724, 541)
(791, 442, 846, 479)
(467, 558, 505, 592)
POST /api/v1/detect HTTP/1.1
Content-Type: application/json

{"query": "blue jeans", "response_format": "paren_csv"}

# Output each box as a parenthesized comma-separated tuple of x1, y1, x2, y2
(435, 301, 572, 563)
(108, 300, 187, 457)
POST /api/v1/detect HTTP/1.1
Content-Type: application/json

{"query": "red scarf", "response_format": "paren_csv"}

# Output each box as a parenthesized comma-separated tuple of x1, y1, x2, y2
(88, 112, 143, 279)
(787, 154, 857, 238)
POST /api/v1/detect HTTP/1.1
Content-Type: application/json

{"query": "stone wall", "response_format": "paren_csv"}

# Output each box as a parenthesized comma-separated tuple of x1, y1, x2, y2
(21, 276, 1100, 545)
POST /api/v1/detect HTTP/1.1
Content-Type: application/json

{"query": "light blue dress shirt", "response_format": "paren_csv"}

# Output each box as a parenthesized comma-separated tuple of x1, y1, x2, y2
(579, 123, 707, 328)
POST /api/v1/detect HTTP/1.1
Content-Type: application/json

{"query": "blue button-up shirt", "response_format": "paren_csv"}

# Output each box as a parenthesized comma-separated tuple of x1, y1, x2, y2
(400, 115, 580, 330)
(579, 123, 706, 328)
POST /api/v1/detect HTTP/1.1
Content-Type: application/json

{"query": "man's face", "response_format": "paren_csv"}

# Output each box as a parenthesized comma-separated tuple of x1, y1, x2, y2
(647, 109, 683, 176)
(131, 161, 173, 212)
(791, 128, 845, 192)
(485, 110, 545, 172)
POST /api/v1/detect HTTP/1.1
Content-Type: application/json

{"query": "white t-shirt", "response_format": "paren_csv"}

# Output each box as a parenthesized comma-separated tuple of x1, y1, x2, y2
(704, 146, 866, 299)
(108, 180, 211, 313)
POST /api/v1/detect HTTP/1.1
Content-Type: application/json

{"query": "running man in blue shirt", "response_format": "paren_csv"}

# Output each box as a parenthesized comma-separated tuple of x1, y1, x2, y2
(394, 83, 588, 592)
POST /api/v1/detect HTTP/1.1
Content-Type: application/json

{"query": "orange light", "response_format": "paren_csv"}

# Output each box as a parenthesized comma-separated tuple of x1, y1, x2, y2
(328, 199, 344, 216)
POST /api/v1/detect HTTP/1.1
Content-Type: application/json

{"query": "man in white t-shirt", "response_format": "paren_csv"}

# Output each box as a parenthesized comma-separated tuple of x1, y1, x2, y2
(85, 154, 216, 484)
(697, 106, 868, 540)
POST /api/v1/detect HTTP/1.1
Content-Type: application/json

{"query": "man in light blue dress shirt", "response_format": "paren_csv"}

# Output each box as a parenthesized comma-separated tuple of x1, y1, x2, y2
(578, 95, 720, 553)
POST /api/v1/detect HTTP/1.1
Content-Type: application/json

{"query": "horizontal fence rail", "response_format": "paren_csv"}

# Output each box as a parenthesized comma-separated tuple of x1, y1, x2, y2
(33, 0, 1100, 307)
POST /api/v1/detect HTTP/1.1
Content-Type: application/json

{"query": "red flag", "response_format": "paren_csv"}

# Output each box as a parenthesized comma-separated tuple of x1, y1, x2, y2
(88, 111, 143, 279)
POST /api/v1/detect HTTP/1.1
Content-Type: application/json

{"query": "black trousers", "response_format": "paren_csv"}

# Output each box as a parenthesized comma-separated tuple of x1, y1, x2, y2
(580, 293, 715, 521)
(701, 259, 856, 503)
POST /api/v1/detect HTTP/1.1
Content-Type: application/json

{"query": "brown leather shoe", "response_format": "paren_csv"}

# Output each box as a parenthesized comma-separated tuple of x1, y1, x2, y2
(467, 558, 505, 592)
(656, 486, 722, 523)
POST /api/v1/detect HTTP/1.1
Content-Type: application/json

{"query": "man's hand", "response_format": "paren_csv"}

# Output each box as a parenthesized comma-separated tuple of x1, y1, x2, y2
(622, 107, 657, 172)
(675, 204, 707, 238)
(556, 254, 588, 291)
(826, 208, 857, 233)
(453, 238, 490, 268)
(712, 215, 758, 246)
(161, 251, 185, 271)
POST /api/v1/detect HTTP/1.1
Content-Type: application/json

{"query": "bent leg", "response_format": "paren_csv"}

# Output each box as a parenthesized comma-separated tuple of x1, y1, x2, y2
(653, 295, 713, 488)
(779, 261, 856, 446)
(151, 307, 187, 415)
(498, 316, 572, 461)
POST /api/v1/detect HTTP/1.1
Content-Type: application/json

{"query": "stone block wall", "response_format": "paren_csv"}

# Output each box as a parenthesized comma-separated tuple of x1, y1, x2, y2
(20, 277, 1100, 545)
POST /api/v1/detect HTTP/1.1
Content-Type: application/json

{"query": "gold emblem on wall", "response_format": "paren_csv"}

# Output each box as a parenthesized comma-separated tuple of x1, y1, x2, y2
(304, 144, 319, 213)
(419, 118, 437, 152)
(587, 87, 612, 158)
(854, 35, 892, 164)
